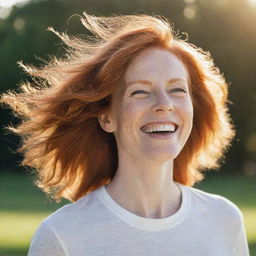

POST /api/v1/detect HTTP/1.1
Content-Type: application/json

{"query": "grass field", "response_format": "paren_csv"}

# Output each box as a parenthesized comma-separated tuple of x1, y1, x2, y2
(0, 171, 255, 256)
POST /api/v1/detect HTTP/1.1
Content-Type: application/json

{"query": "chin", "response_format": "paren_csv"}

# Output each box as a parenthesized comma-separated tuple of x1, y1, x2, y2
(145, 150, 180, 162)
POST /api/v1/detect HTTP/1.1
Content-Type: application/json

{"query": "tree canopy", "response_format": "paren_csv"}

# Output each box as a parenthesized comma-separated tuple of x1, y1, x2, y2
(1, 0, 256, 175)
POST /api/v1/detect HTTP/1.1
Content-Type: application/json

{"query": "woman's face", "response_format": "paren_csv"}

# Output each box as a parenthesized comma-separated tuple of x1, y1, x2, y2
(99, 46, 194, 162)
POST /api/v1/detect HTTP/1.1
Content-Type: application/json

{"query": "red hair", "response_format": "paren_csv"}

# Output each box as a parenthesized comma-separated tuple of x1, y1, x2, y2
(0, 13, 235, 201)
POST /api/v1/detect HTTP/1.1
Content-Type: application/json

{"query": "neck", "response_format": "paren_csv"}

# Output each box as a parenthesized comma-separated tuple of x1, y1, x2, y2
(105, 156, 182, 219)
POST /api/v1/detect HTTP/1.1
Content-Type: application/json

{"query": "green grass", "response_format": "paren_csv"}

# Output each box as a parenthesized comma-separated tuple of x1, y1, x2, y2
(0, 171, 255, 256)
(0, 171, 68, 256)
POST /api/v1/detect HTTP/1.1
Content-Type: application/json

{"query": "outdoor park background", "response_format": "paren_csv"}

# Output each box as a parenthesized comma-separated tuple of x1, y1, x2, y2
(0, 0, 255, 255)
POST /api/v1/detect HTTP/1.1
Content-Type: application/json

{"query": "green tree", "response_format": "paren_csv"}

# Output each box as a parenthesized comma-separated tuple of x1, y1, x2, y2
(1, 0, 256, 175)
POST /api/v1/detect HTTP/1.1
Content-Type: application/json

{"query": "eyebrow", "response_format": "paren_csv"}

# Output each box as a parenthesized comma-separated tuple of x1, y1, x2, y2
(126, 78, 187, 88)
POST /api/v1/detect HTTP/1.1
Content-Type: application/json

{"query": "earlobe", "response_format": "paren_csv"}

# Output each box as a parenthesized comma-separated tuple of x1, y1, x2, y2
(98, 113, 114, 133)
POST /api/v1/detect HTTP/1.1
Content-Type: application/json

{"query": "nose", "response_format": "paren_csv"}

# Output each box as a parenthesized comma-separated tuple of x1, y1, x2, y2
(151, 91, 174, 113)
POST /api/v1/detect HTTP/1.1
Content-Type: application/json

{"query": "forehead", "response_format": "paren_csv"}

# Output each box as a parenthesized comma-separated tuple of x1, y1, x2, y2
(123, 46, 189, 86)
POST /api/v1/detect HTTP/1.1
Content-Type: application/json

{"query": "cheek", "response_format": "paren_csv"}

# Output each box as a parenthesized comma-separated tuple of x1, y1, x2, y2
(177, 100, 194, 126)
(116, 102, 146, 138)
(177, 95, 193, 108)
(186, 107, 194, 135)
(186, 103, 194, 121)
(123, 100, 148, 119)
(114, 103, 139, 132)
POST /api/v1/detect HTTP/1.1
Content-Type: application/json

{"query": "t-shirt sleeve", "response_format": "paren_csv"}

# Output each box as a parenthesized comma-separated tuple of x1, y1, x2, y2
(232, 207, 250, 256)
(27, 221, 68, 256)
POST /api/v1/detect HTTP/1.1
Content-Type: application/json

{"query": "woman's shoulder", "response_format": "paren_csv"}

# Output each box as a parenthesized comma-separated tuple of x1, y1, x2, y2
(40, 189, 98, 229)
(183, 183, 244, 224)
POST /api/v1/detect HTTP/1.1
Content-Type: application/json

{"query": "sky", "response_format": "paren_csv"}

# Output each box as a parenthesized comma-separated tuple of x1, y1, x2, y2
(0, 0, 31, 8)
(0, 0, 31, 19)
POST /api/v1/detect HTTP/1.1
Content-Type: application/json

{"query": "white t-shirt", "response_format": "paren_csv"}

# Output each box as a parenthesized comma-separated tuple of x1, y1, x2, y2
(27, 182, 250, 256)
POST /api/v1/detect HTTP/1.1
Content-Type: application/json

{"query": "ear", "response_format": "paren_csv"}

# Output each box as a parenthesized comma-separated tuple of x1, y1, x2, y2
(98, 112, 115, 133)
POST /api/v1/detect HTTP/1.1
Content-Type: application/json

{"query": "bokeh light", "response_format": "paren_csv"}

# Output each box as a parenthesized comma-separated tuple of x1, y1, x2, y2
(183, 3, 198, 19)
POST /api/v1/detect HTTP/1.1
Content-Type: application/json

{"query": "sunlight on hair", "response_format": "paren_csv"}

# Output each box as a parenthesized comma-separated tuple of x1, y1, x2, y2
(0, 13, 235, 201)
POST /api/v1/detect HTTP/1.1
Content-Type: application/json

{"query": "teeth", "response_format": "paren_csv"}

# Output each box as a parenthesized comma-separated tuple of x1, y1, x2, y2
(143, 124, 176, 133)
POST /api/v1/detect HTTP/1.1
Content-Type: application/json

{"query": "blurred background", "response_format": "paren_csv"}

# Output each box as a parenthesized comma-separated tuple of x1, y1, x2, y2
(0, 0, 255, 255)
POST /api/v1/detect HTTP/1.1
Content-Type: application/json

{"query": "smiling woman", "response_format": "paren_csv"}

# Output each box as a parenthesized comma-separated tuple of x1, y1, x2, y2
(0, 13, 250, 256)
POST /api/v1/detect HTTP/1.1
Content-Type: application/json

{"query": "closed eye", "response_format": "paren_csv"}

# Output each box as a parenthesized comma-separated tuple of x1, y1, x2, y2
(170, 88, 187, 93)
(130, 90, 149, 96)
(130, 88, 187, 97)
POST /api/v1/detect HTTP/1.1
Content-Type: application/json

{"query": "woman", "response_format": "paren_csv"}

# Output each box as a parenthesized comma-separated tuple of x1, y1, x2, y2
(1, 13, 249, 255)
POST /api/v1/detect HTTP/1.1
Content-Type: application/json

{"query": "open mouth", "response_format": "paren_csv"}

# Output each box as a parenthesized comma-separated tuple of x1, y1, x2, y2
(140, 123, 179, 135)
(140, 123, 179, 139)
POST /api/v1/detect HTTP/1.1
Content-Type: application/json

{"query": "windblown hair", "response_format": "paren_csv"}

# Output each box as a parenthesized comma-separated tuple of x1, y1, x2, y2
(1, 13, 235, 202)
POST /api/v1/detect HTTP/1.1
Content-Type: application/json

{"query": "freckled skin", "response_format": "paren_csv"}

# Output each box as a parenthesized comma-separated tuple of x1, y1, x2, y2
(107, 46, 194, 163)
